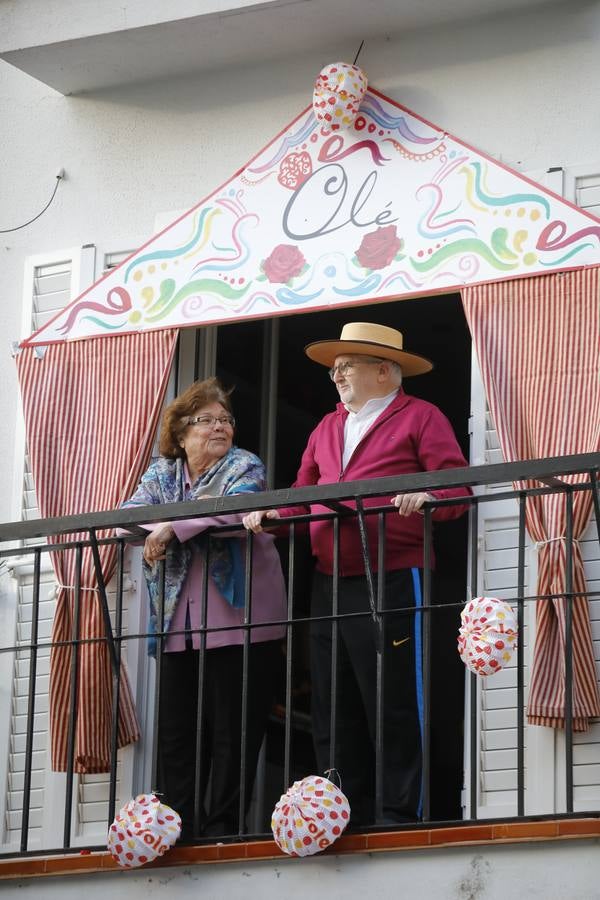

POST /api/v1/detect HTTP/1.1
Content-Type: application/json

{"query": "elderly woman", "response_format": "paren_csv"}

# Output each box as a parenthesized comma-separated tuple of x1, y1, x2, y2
(122, 377, 286, 840)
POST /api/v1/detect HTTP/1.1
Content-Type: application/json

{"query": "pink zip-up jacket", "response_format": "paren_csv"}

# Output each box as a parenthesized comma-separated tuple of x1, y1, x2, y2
(279, 389, 472, 576)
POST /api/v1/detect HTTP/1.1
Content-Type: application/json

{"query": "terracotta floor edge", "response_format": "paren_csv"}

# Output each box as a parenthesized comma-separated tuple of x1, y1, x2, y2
(2, 819, 600, 880)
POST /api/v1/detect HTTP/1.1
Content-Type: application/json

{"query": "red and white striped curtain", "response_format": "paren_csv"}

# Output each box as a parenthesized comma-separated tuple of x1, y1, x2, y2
(462, 268, 600, 731)
(16, 330, 178, 772)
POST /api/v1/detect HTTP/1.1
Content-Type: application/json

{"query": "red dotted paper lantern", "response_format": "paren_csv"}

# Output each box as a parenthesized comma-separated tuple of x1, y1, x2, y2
(107, 793, 181, 868)
(272, 775, 350, 857)
(458, 596, 518, 677)
(312, 62, 368, 130)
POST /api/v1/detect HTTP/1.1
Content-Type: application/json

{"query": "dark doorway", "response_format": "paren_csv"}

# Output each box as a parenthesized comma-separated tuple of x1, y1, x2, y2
(215, 292, 470, 823)
(274, 294, 470, 482)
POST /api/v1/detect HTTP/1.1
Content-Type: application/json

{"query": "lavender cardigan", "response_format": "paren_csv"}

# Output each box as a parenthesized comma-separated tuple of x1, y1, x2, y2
(122, 448, 286, 655)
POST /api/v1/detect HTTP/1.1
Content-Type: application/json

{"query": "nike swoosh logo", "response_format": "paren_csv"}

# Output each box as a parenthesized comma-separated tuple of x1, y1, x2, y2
(392, 637, 410, 647)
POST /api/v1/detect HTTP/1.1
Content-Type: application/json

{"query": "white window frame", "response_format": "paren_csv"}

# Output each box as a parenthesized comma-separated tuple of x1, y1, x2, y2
(563, 162, 600, 206)
(0, 245, 142, 850)
(465, 346, 552, 818)
(1, 247, 95, 849)
(463, 161, 600, 819)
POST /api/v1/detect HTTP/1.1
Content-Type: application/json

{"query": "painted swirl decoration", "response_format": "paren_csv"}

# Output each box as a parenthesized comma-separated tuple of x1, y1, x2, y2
(25, 85, 600, 346)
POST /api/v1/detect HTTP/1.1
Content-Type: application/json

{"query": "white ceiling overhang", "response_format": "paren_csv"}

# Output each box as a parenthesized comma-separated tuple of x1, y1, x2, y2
(0, 0, 570, 94)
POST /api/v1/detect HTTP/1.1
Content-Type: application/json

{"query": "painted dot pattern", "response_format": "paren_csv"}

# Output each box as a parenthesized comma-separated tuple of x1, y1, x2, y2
(312, 62, 368, 130)
(458, 596, 518, 677)
(271, 775, 350, 857)
(107, 793, 181, 868)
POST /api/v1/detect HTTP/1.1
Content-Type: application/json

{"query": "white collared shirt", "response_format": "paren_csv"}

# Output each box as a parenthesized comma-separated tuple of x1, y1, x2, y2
(342, 389, 399, 469)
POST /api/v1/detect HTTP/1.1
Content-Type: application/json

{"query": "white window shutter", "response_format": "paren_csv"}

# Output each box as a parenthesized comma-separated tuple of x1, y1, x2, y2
(465, 348, 541, 818)
(465, 164, 600, 819)
(1, 246, 137, 850)
(574, 174, 600, 218)
(557, 163, 600, 814)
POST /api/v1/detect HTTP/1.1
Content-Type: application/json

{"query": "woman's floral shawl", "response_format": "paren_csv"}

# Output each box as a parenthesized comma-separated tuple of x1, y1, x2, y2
(122, 447, 265, 656)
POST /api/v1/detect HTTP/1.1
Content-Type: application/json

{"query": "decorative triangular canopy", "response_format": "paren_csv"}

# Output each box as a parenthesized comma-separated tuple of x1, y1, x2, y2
(22, 87, 600, 346)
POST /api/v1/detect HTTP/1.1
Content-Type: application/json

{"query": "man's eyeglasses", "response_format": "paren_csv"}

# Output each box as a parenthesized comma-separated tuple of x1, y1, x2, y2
(187, 415, 235, 428)
(328, 358, 385, 381)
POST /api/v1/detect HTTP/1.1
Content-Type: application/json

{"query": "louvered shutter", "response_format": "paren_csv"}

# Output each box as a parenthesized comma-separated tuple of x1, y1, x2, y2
(465, 166, 600, 818)
(1, 248, 139, 849)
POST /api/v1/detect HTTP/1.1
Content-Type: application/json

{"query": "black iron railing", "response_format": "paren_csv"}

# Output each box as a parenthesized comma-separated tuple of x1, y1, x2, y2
(0, 452, 598, 858)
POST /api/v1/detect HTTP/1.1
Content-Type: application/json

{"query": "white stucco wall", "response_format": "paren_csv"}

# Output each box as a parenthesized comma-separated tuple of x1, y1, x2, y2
(4, 840, 600, 900)
(0, 0, 599, 519)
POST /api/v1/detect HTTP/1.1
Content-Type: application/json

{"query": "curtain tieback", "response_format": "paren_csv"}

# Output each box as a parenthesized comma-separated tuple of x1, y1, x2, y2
(54, 583, 99, 593)
(535, 537, 580, 548)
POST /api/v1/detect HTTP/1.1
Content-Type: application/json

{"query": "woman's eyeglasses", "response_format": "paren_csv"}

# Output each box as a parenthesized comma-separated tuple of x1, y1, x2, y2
(187, 415, 235, 428)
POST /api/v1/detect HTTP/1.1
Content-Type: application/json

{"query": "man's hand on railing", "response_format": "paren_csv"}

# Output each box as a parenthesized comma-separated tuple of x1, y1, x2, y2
(391, 492, 434, 517)
(143, 523, 175, 564)
(242, 509, 281, 533)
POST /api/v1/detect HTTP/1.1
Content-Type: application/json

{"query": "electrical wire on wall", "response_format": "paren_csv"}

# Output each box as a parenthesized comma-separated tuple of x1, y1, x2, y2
(0, 169, 65, 233)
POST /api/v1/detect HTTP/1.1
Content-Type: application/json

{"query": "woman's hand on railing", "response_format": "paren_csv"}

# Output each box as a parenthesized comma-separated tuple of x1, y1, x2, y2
(143, 523, 175, 564)
(242, 509, 281, 533)
(391, 492, 433, 517)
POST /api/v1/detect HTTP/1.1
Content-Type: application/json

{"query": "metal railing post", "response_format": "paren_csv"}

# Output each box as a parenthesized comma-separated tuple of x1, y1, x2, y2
(468, 499, 479, 821)
(374, 512, 385, 824)
(238, 532, 254, 836)
(516, 493, 526, 817)
(421, 506, 433, 823)
(63, 544, 82, 849)
(283, 523, 296, 792)
(564, 488, 574, 813)
(20, 548, 41, 853)
(107, 538, 125, 829)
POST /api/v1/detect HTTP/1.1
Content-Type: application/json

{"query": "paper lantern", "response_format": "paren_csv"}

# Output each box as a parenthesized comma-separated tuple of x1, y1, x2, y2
(312, 62, 368, 129)
(458, 596, 518, 677)
(107, 793, 181, 868)
(272, 775, 350, 857)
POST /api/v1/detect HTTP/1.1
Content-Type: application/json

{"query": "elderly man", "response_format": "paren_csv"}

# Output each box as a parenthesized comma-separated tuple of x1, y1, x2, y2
(244, 322, 471, 826)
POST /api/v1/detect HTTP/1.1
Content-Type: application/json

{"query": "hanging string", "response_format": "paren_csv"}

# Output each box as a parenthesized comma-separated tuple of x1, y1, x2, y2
(0, 171, 64, 234)
(324, 767, 343, 789)
(353, 40, 365, 66)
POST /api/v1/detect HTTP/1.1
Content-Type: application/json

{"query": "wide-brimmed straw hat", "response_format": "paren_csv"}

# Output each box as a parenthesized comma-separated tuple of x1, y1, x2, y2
(304, 322, 433, 377)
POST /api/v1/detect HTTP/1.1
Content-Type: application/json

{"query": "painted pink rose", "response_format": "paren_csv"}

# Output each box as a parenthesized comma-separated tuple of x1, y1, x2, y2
(355, 225, 403, 270)
(262, 244, 306, 284)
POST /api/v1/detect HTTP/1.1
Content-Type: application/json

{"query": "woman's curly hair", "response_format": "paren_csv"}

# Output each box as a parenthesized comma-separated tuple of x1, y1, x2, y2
(159, 377, 234, 459)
